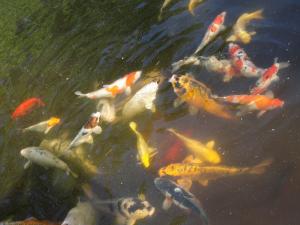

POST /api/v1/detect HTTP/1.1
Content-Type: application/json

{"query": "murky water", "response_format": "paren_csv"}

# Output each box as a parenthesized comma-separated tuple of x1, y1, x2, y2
(1, 0, 300, 224)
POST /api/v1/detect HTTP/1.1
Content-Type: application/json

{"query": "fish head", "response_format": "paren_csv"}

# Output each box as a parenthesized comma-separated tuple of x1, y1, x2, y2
(228, 43, 242, 58)
(126, 71, 142, 87)
(20, 148, 31, 158)
(216, 11, 226, 24)
(168, 74, 179, 84)
(48, 117, 61, 126)
(207, 152, 221, 164)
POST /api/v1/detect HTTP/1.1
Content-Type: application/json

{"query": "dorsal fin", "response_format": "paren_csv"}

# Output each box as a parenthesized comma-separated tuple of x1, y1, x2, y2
(265, 91, 274, 98)
(206, 140, 215, 148)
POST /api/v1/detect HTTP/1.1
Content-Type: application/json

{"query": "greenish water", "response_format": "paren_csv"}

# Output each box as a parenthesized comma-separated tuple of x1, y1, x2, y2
(1, 0, 300, 224)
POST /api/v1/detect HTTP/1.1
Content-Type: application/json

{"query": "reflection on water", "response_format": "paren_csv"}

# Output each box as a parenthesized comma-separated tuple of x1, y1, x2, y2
(1, 0, 300, 224)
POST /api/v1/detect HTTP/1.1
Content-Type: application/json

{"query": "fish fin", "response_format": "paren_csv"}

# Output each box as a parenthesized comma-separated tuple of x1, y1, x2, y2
(68, 169, 79, 178)
(125, 219, 136, 225)
(206, 140, 215, 148)
(93, 125, 102, 134)
(197, 179, 209, 186)
(145, 101, 154, 110)
(24, 161, 32, 169)
(149, 148, 158, 158)
(173, 97, 184, 108)
(44, 126, 52, 134)
(257, 110, 267, 118)
(264, 91, 274, 98)
(151, 105, 156, 113)
(223, 74, 233, 82)
(220, 24, 226, 31)
(162, 197, 173, 210)
(182, 155, 195, 163)
(125, 86, 131, 95)
(236, 105, 251, 117)
(278, 61, 290, 70)
(188, 105, 199, 115)
(177, 178, 192, 191)
(247, 159, 273, 175)
(74, 91, 85, 97)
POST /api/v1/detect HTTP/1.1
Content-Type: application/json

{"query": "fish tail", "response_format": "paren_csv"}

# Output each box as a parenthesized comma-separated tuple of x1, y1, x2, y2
(248, 9, 264, 20)
(74, 91, 86, 98)
(129, 121, 137, 131)
(247, 159, 273, 175)
(69, 169, 78, 178)
(199, 208, 209, 225)
(278, 61, 290, 70)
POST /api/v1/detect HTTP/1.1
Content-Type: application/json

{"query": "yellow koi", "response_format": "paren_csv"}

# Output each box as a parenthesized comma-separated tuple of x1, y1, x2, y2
(129, 122, 157, 168)
(227, 9, 264, 44)
(167, 128, 221, 164)
(169, 74, 234, 119)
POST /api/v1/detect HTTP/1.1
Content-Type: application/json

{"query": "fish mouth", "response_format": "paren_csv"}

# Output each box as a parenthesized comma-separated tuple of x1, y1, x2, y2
(20, 149, 26, 156)
(168, 75, 178, 84)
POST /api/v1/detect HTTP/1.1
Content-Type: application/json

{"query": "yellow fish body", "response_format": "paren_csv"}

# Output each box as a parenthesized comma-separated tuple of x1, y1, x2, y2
(167, 128, 221, 164)
(227, 9, 264, 44)
(159, 159, 272, 186)
(129, 122, 157, 168)
(169, 74, 234, 119)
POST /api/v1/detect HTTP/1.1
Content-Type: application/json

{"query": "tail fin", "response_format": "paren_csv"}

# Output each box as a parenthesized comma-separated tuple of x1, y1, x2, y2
(129, 121, 137, 131)
(278, 61, 290, 70)
(247, 9, 264, 20)
(69, 169, 78, 178)
(74, 91, 86, 98)
(247, 159, 272, 175)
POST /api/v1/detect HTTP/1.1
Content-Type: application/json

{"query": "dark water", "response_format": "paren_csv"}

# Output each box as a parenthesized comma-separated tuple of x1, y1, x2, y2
(1, 0, 300, 224)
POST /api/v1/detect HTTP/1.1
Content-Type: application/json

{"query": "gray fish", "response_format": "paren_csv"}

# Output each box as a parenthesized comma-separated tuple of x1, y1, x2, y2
(62, 201, 96, 225)
(154, 177, 208, 225)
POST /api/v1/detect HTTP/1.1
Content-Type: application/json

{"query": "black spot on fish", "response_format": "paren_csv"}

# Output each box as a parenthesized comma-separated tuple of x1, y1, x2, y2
(127, 199, 145, 213)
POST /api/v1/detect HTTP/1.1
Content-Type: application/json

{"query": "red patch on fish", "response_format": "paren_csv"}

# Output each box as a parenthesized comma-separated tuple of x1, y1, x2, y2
(234, 59, 244, 71)
(11, 98, 45, 120)
(214, 14, 224, 25)
(262, 64, 278, 81)
(209, 24, 217, 33)
(125, 71, 138, 87)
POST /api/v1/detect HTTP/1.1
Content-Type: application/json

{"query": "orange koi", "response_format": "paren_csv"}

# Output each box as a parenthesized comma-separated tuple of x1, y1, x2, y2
(11, 98, 45, 120)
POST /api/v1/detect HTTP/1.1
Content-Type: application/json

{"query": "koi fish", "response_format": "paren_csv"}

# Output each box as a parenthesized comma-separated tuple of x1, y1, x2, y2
(122, 81, 159, 120)
(188, 0, 204, 15)
(228, 43, 265, 77)
(169, 74, 234, 119)
(20, 147, 78, 178)
(227, 9, 264, 44)
(200, 56, 239, 82)
(129, 121, 157, 168)
(158, 159, 272, 187)
(23, 117, 61, 134)
(0, 218, 60, 225)
(161, 137, 185, 165)
(158, 0, 173, 20)
(75, 71, 141, 99)
(219, 93, 284, 117)
(67, 112, 102, 150)
(167, 128, 221, 164)
(171, 55, 202, 72)
(97, 99, 116, 123)
(154, 177, 209, 225)
(62, 202, 96, 225)
(194, 11, 226, 54)
(11, 97, 45, 120)
(93, 197, 155, 225)
(250, 58, 290, 95)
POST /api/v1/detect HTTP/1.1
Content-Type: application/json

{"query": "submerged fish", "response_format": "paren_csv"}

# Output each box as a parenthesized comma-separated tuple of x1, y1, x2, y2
(158, 159, 272, 187)
(97, 99, 116, 123)
(154, 177, 208, 225)
(129, 121, 157, 168)
(167, 128, 221, 164)
(11, 97, 45, 120)
(200, 56, 239, 82)
(93, 197, 155, 225)
(75, 71, 141, 99)
(62, 202, 96, 225)
(171, 55, 202, 72)
(0, 218, 60, 225)
(158, 0, 173, 20)
(188, 0, 204, 15)
(194, 11, 226, 54)
(67, 112, 102, 150)
(20, 147, 78, 178)
(250, 58, 290, 95)
(219, 93, 284, 117)
(169, 74, 234, 119)
(227, 9, 264, 44)
(23, 117, 61, 134)
(122, 81, 159, 120)
(228, 43, 265, 78)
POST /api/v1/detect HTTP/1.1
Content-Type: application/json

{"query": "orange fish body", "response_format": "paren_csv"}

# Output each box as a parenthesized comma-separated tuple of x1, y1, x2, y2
(11, 98, 45, 119)
(2, 218, 60, 225)
(172, 75, 233, 119)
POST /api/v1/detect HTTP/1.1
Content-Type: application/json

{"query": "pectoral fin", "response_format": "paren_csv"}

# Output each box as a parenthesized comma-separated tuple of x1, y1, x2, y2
(188, 105, 199, 115)
(92, 126, 102, 134)
(24, 161, 32, 169)
(197, 179, 209, 186)
(177, 178, 192, 191)
(125, 86, 131, 95)
(162, 196, 173, 210)
(257, 110, 266, 118)
(206, 140, 215, 148)
(173, 97, 185, 108)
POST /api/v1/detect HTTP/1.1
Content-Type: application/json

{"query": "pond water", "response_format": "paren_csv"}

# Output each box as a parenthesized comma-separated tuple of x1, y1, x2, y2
(0, 0, 300, 224)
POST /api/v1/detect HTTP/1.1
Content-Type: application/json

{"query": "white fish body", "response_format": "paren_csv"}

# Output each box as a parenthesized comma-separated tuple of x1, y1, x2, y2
(122, 82, 159, 119)
(96, 99, 116, 123)
(20, 147, 78, 178)
(62, 202, 96, 225)
(75, 88, 113, 99)
(23, 120, 51, 134)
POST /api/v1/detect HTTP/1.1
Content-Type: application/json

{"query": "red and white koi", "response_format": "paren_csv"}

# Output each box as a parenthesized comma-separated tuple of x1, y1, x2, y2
(194, 12, 226, 54)
(67, 112, 102, 150)
(75, 71, 142, 99)
(250, 58, 290, 95)
(219, 93, 284, 117)
(228, 43, 265, 77)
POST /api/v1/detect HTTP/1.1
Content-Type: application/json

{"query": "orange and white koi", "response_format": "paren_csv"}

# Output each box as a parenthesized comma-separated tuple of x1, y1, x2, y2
(75, 71, 141, 99)
(194, 12, 226, 54)
(169, 74, 234, 119)
(200, 56, 239, 82)
(250, 58, 290, 95)
(0, 218, 60, 225)
(219, 93, 284, 117)
(67, 112, 102, 150)
(229, 43, 265, 77)
(23, 117, 61, 134)
(227, 9, 264, 44)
